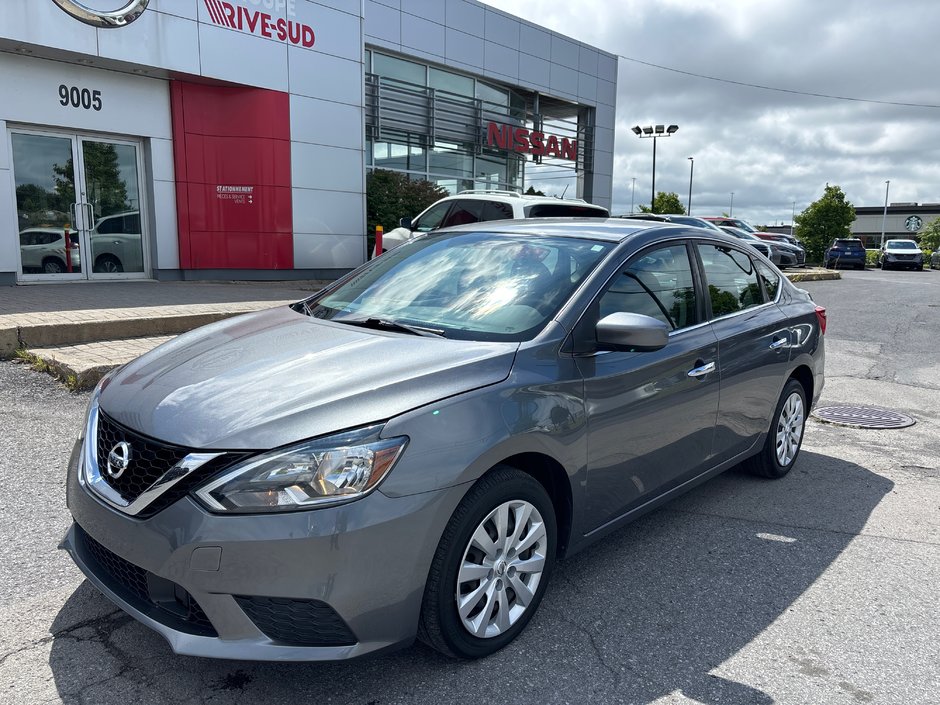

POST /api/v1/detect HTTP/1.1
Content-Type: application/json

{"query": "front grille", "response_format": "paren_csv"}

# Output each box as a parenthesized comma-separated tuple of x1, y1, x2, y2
(96, 413, 188, 503)
(94, 412, 245, 517)
(234, 595, 357, 647)
(77, 525, 218, 637)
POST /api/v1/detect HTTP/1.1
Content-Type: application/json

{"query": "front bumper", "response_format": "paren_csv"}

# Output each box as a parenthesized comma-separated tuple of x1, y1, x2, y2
(62, 439, 464, 661)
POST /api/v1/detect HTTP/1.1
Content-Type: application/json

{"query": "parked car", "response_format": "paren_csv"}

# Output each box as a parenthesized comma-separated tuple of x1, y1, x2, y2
(618, 213, 725, 231)
(824, 239, 867, 270)
(702, 218, 805, 265)
(91, 211, 144, 273)
(930, 250, 940, 269)
(63, 220, 825, 662)
(377, 190, 609, 255)
(718, 226, 782, 265)
(18, 227, 81, 274)
(879, 239, 924, 271)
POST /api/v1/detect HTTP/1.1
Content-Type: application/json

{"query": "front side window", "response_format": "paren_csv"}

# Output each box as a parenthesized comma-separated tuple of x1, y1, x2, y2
(413, 202, 452, 232)
(441, 200, 485, 228)
(697, 244, 764, 317)
(598, 243, 698, 331)
(305, 233, 614, 342)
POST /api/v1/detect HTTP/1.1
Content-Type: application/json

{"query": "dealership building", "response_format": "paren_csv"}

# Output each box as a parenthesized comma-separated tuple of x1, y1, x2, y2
(0, 0, 618, 285)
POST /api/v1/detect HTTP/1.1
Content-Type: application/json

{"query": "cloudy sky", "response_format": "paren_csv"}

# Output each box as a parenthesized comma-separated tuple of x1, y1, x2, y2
(482, 0, 940, 225)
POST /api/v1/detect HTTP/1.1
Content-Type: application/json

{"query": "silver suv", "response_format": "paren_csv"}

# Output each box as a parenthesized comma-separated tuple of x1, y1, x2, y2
(378, 190, 608, 253)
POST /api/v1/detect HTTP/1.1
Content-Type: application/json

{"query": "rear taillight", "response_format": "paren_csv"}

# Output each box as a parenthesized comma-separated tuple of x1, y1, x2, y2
(814, 306, 827, 335)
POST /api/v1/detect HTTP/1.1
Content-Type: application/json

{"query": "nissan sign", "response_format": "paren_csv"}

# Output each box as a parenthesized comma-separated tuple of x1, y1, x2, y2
(51, 0, 150, 28)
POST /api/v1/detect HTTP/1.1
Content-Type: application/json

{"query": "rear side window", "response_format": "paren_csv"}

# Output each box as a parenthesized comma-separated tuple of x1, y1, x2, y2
(598, 243, 698, 331)
(697, 244, 763, 317)
(525, 204, 609, 218)
(482, 201, 513, 221)
(755, 260, 780, 300)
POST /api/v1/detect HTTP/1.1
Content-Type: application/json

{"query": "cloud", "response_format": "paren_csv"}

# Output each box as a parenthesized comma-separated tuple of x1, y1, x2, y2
(482, 0, 940, 224)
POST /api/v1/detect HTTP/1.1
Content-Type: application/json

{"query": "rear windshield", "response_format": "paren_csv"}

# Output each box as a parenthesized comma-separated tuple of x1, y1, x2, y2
(886, 240, 918, 249)
(834, 240, 863, 247)
(525, 204, 609, 218)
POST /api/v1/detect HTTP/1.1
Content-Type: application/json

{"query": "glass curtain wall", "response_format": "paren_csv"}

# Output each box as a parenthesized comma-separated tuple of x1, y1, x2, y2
(366, 51, 525, 195)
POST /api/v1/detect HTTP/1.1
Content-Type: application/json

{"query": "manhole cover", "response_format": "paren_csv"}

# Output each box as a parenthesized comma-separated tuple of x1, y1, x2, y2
(812, 406, 916, 429)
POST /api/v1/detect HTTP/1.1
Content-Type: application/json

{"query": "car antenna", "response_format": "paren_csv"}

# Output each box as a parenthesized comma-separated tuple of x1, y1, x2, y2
(561, 184, 569, 198)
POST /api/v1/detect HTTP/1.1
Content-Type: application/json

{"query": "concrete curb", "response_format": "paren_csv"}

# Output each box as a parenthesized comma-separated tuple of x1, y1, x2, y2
(785, 269, 842, 282)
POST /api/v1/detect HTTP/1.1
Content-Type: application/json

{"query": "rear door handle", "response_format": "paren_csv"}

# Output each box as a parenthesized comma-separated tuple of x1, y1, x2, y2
(688, 361, 716, 378)
(769, 337, 788, 350)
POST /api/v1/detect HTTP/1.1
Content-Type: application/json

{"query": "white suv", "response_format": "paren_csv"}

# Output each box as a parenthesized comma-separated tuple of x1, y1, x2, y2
(377, 190, 609, 254)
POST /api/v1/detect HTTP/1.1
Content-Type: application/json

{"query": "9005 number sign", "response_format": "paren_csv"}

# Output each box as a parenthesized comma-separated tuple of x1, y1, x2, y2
(59, 84, 102, 111)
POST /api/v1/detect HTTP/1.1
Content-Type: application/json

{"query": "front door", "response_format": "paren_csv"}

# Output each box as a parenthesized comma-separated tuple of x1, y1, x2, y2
(10, 128, 148, 281)
(576, 242, 721, 533)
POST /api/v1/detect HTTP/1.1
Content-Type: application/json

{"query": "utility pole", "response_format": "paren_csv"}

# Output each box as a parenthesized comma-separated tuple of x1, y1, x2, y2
(880, 180, 890, 248)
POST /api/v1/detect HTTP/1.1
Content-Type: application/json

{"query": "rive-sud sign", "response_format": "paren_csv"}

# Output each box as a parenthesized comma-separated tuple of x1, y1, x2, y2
(51, 0, 150, 28)
(203, 0, 316, 48)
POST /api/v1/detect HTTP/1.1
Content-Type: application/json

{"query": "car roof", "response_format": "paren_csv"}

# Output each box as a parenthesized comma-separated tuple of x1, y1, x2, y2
(441, 190, 606, 208)
(435, 217, 741, 244)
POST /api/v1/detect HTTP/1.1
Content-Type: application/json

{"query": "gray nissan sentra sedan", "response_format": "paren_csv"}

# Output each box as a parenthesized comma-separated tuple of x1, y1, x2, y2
(62, 219, 825, 661)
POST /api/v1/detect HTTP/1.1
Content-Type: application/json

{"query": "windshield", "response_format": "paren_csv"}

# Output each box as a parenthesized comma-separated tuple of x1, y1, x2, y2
(886, 240, 918, 249)
(303, 232, 614, 342)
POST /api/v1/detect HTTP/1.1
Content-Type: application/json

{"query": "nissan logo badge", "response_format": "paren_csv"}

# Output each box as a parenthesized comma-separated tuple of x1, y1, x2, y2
(51, 0, 150, 28)
(107, 441, 133, 479)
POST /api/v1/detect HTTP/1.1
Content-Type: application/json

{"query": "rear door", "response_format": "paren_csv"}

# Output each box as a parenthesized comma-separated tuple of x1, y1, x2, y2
(694, 242, 792, 464)
(577, 241, 720, 531)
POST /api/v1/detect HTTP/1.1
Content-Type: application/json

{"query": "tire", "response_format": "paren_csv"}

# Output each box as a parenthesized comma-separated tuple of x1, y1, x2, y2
(418, 465, 557, 659)
(94, 255, 124, 274)
(744, 378, 807, 479)
(42, 257, 65, 274)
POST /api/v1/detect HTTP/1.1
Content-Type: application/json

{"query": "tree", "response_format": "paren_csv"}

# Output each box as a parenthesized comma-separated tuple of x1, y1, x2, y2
(53, 143, 129, 218)
(524, 185, 546, 196)
(794, 185, 856, 263)
(638, 191, 685, 215)
(366, 169, 449, 245)
(918, 217, 940, 251)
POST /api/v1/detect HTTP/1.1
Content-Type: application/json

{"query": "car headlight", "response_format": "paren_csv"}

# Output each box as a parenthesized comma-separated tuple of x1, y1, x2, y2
(194, 426, 408, 513)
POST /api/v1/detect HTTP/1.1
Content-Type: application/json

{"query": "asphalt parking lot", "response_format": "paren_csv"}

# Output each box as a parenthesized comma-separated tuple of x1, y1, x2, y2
(1, 268, 938, 705)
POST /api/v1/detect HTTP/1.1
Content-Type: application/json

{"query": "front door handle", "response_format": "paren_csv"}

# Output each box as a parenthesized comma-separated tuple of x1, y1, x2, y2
(688, 361, 716, 378)
(769, 337, 787, 349)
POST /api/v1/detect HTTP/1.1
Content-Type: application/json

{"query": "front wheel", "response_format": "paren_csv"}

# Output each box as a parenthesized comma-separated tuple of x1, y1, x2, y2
(418, 466, 556, 659)
(744, 379, 807, 479)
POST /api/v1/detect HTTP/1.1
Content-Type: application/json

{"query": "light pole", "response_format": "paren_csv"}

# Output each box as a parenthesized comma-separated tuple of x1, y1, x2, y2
(730, 192, 734, 217)
(790, 201, 796, 237)
(630, 177, 636, 214)
(631, 124, 679, 212)
(880, 180, 890, 248)
(687, 157, 694, 215)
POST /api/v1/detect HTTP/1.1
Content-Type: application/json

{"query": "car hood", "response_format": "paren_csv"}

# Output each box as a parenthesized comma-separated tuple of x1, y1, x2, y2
(885, 247, 922, 254)
(98, 306, 517, 450)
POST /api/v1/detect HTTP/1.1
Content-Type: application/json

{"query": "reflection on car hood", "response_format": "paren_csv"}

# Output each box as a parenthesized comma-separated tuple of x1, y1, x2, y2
(99, 307, 517, 449)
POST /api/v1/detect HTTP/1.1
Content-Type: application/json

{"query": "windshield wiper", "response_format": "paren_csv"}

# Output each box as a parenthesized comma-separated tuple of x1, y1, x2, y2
(335, 317, 446, 338)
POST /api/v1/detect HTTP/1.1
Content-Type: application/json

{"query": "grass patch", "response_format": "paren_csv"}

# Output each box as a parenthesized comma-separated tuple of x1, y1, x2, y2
(13, 347, 83, 392)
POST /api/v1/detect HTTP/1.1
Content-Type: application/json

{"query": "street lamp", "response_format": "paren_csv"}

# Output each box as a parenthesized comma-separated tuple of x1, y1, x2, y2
(630, 177, 637, 214)
(687, 157, 694, 215)
(730, 192, 735, 217)
(880, 180, 890, 248)
(791, 201, 796, 237)
(632, 124, 679, 212)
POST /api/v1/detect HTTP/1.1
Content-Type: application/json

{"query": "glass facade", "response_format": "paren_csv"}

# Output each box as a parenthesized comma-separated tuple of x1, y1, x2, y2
(366, 50, 528, 194)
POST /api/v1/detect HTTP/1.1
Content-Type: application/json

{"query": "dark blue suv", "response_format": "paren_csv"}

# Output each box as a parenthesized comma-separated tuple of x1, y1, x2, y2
(824, 238, 866, 270)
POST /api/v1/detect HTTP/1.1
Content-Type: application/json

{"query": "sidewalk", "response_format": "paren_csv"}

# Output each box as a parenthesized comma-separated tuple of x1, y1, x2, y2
(1, 279, 325, 388)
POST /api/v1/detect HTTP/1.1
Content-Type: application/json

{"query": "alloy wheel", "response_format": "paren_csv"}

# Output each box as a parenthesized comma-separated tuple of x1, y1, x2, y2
(456, 500, 547, 639)
(775, 392, 805, 466)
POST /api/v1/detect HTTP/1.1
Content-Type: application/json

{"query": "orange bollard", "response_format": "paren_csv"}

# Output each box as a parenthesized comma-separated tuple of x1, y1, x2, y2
(375, 225, 384, 257)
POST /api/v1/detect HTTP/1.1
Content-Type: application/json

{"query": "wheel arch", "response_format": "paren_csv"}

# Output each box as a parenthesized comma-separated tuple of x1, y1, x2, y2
(487, 452, 574, 558)
(789, 364, 814, 407)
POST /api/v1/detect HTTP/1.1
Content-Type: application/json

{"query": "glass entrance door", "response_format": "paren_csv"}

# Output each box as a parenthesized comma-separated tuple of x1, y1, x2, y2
(11, 132, 84, 279)
(80, 138, 146, 277)
(10, 129, 148, 280)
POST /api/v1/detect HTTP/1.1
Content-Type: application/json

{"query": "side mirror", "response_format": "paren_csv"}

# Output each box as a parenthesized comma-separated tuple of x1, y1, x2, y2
(596, 312, 669, 352)
(399, 217, 413, 230)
